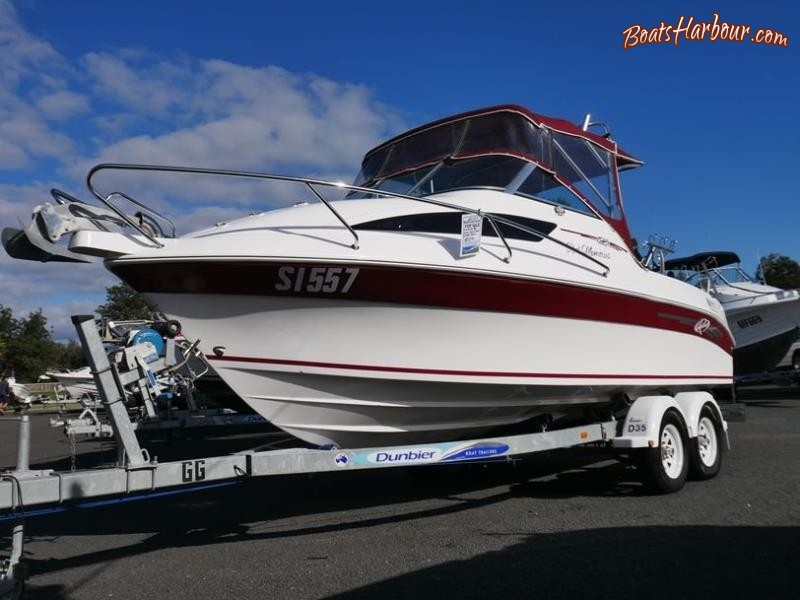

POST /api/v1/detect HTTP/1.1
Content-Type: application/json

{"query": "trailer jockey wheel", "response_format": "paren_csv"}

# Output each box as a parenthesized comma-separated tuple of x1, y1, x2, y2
(165, 320, 181, 338)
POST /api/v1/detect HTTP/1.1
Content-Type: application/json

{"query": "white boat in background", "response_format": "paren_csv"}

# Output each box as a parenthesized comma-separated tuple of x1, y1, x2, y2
(45, 366, 97, 400)
(6, 376, 35, 406)
(2, 104, 735, 448)
(664, 251, 800, 374)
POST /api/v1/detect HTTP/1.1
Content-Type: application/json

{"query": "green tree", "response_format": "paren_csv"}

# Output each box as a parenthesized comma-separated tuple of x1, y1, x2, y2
(3, 309, 62, 381)
(58, 339, 88, 370)
(757, 254, 800, 289)
(0, 305, 14, 370)
(96, 283, 157, 321)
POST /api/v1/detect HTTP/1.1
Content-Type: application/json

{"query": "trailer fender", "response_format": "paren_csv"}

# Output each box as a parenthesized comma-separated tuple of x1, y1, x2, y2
(674, 391, 730, 450)
(613, 395, 685, 449)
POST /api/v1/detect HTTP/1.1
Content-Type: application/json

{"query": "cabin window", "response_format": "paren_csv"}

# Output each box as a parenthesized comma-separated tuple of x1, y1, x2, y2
(354, 212, 557, 242)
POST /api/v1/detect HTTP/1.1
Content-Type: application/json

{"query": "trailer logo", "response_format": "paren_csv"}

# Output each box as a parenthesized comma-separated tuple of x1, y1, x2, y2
(440, 442, 510, 462)
(366, 447, 442, 464)
(334, 452, 350, 467)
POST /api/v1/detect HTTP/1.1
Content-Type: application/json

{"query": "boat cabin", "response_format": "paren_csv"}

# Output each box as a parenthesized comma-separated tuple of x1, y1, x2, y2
(663, 251, 751, 292)
(350, 105, 642, 250)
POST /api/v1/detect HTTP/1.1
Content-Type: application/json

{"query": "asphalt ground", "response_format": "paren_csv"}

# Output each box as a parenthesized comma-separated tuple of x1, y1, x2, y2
(1, 389, 799, 600)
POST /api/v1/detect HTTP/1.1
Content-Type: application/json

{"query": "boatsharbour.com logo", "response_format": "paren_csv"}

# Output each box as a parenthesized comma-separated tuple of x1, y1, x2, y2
(622, 13, 788, 49)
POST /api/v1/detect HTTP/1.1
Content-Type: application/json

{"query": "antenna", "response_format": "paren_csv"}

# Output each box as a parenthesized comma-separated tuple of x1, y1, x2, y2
(581, 113, 612, 138)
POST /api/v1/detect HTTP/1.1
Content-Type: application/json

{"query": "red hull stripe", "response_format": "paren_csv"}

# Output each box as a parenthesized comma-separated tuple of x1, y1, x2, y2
(109, 260, 734, 353)
(208, 354, 731, 381)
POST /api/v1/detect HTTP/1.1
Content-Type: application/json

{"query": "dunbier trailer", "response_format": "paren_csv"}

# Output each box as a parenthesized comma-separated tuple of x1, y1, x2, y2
(1, 316, 729, 598)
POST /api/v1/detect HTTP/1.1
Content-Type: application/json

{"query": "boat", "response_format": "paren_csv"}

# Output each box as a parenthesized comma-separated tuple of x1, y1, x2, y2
(2, 104, 735, 447)
(44, 366, 97, 399)
(663, 251, 800, 374)
(5, 375, 35, 407)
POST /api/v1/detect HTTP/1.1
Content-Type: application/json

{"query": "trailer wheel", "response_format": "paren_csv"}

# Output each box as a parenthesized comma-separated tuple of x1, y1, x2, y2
(689, 406, 722, 480)
(639, 410, 688, 493)
(0, 578, 24, 600)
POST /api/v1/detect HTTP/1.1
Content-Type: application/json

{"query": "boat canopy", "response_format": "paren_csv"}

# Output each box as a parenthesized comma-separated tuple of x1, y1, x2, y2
(352, 105, 642, 250)
(664, 251, 741, 271)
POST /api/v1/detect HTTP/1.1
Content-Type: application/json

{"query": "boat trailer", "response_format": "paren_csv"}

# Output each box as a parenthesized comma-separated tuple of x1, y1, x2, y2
(1, 315, 729, 598)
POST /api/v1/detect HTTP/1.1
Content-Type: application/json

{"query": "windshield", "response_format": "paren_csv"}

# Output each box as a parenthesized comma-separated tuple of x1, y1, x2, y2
(350, 155, 594, 216)
(349, 109, 622, 220)
(682, 266, 753, 291)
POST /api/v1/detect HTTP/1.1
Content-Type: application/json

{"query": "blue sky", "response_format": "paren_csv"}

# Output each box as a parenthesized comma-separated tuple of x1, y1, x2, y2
(1, 0, 797, 342)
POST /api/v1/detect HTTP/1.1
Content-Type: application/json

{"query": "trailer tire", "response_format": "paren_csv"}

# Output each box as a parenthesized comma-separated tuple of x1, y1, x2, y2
(638, 410, 688, 494)
(0, 579, 24, 600)
(689, 406, 722, 480)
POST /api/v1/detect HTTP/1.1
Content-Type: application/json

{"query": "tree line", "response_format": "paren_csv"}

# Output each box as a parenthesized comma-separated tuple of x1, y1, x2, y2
(1, 283, 156, 383)
(2, 255, 799, 383)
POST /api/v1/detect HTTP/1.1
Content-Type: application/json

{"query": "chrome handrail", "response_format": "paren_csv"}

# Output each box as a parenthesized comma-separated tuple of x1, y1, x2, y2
(104, 191, 177, 239)
(86, 163, 609, 274)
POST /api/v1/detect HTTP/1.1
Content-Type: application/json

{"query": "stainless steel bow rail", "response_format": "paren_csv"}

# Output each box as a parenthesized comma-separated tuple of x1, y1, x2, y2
(84, 163, 611, 275)
(1, 315, 729, 597)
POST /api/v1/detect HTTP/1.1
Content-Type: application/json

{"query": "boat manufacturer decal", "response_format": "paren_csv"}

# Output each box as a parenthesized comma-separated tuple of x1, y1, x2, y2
(563, 240, 611, 261)
(365, 447, 443, 464)
(439, 442, 510, 462)
(334, 452, 351, 467)
(275, 266, 359, 294)
(694, 318, 711, 334)
(659, 312, 724, 340)
(736, 315, 762, 329)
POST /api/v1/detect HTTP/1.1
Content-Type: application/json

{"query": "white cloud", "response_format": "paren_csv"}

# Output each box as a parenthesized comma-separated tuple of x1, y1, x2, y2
(36, 90, 91, 120)
(82, 51, 190, 117)
(0, 0, 63, 87)
(1, 0, 407, 352)
(0, 137, 30, 168)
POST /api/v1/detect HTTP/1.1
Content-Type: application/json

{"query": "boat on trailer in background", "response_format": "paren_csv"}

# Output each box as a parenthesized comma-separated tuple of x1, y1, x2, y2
(663, 251, 800, 375)
(3, 104, 734, 449)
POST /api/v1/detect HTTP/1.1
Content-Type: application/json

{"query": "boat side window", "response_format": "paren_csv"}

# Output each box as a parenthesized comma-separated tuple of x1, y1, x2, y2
(354, 212, 557, 242)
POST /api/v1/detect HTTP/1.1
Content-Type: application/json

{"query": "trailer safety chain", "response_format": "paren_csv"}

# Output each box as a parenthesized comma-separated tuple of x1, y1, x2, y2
(69, 433, 77, 472)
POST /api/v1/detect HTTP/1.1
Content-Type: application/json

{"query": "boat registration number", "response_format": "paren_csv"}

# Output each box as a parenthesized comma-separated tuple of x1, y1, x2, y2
(736, 315, 762, 329)
(275, 266, 360, 294)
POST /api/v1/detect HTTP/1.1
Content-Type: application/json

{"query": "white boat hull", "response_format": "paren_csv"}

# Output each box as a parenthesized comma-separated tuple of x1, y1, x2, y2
(146, 290, 732, 447)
